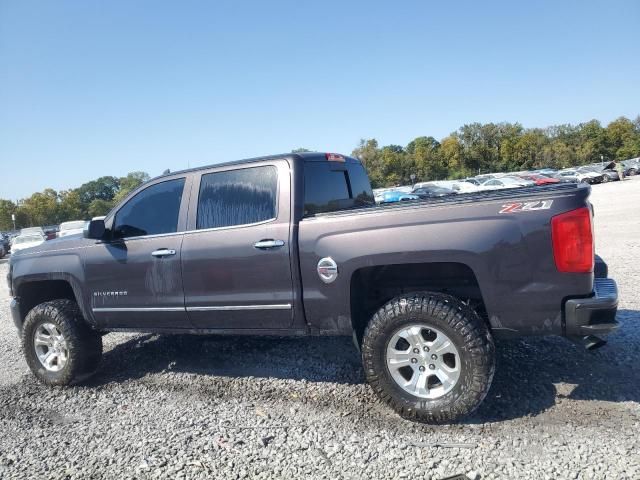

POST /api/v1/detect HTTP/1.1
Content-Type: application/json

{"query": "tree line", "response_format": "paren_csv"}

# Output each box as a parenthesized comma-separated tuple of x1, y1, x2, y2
(352, 116, 640, 188)
(2, 115, 638, 231)
(0, 172, 149, 231)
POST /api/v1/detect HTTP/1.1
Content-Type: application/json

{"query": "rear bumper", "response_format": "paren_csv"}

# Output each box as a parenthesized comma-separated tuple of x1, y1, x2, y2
(10, 297, 22, 331)
(564, 278, 619, 337)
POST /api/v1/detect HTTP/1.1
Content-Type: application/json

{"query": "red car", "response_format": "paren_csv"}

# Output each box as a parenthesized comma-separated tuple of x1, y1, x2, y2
(518, 173, 560, 186)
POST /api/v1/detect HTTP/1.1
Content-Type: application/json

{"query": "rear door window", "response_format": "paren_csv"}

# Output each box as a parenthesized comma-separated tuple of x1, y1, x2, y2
(197, 166, 278, 229)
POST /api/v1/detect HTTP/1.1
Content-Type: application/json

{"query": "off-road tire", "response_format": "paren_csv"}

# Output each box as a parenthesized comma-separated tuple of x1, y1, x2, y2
(362, 292, 495, 423)
(22, 300, 103, 386)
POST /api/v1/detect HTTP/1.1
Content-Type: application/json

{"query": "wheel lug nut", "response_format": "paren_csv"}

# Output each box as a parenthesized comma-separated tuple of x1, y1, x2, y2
(411, 358, 418, 364)
(429, 364, 436, 370)
(412, 348, 420, 354)
(431, 354, 437, 360)
(419, 366, 425, 372)
(423, 346, 429, 352)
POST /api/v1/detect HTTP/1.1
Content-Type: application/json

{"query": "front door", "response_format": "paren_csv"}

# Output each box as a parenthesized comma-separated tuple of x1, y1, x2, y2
(181, 162, 294, 329)
(85, 177, 190, 329)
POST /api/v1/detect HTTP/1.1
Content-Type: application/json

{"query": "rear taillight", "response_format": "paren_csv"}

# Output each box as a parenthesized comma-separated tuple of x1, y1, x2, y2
(551, 207, 594, 273)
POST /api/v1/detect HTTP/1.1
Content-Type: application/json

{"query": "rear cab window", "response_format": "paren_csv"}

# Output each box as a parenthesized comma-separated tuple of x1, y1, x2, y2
(303, 158, 374, 216)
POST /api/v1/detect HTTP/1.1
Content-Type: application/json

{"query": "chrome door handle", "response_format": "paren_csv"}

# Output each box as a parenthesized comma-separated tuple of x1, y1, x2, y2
(151, 248, 176, 258)
(253, 239, 285, 249)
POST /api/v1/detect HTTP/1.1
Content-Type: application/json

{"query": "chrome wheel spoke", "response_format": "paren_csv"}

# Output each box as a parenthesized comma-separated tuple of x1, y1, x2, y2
(387, 349, 413, 368)
(431, 336, 456, 355)
(34, 323, 68, 372)
(435, 369, 455, 391)
(43, 351, 56, 368)
(386, 323, 461, 400)
(398, 325, 424, 347)
(34, 332, 51, 347)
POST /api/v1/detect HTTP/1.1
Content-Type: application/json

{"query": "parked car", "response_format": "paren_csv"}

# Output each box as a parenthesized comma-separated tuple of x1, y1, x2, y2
(11, 233, 46, 253)
(43, 225, 59, 240)
(0, 233, 10, 256)
(602, 170, 620, 182)
(557, 169, 591, 183)
(58, 220, 88, 238)
(479, 176, 534, 190)
(20, 226, 45, 236)
(621, 159, 638, 176)
(379, 190, 420, 203)
(8, 151, 618, 424)
(538, 171, 575, 183)
(418, 180, 481, 194)
(517, 173, 560, 186)
(576, 167, 604, 184)
(411, 183, 457, 198)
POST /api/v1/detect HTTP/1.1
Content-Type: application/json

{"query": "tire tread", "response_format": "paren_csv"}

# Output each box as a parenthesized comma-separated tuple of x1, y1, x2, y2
(362, 292, 495, 423)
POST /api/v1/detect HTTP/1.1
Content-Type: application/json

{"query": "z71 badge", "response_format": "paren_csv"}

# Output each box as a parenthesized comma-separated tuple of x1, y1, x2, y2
(499, 200, 553, 214)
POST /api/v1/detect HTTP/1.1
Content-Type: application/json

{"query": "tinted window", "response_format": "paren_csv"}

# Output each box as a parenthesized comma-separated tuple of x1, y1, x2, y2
(347, 162, 374, 206)
(197, 166, 278, 229)
(113, 178, 185, 238)
(304, 161, 374, 216)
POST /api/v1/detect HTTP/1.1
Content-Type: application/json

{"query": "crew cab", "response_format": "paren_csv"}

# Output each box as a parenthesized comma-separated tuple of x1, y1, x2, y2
(7, 152, 619, 423)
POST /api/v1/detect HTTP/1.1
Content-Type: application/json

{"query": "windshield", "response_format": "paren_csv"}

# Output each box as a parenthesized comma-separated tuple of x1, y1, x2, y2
(416, 185, 451, 194)
(501, 178, 521, 185)
(15, 235, 42, 244)
(60, 221, 86, 230)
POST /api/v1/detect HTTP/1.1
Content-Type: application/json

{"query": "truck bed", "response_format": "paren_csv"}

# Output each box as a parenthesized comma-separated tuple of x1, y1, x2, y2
(314, 183, 587, 218)
(298, 181, 593, 336)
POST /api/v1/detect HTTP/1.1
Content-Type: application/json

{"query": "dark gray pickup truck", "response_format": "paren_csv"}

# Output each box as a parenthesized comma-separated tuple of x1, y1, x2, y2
(7, 152, 619, 423)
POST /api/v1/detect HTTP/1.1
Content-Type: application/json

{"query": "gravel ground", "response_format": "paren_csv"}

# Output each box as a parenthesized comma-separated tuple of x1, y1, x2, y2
(1, 178, 639, 480)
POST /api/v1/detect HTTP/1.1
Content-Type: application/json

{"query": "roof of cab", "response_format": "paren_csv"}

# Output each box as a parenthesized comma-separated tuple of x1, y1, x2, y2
(155, 152, 360, 181)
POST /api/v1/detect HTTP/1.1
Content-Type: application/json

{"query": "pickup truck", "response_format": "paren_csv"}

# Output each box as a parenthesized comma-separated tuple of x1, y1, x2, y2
(7, 152, 619, 423)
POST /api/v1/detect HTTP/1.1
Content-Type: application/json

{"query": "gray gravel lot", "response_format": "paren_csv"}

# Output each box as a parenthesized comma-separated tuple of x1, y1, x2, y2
(1, 178, 639, 479)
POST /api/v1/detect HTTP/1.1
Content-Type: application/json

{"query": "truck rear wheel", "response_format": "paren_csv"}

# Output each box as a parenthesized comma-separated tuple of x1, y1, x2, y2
(362, 292, 495, 423)
(22, 300, 103, 386)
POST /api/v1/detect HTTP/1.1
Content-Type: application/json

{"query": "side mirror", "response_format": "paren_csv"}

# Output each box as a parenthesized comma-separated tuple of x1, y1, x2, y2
(84, 217, 107, 240)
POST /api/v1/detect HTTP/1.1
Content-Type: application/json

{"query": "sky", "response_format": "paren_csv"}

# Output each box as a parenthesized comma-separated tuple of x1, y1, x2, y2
(1, 0, 639, 200)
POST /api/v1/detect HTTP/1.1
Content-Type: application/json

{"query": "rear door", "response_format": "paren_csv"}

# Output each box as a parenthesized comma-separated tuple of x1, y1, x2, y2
(85, 176, 191, 329)
(181, 160, 294, 329)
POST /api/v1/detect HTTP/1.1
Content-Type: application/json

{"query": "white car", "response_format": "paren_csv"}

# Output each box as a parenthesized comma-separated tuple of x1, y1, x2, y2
(20, 226, 45, 236)
(58, 220, 88, 238)
(479, 176, 533, 190)
(11, 233, 46, 253)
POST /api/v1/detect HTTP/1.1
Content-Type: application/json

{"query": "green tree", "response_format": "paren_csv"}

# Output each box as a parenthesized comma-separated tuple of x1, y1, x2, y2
(407, 136, 444, 181)
(113, 171, 150, 204)
(606, 117, 639, 160)
(87, 199, 113, 218)
(352, 139, 385, 187)
(0, 199, 17, 231)
(76, 176, 120, 207)
(20, 189, 60, 226)
(58, 190, 84, 220)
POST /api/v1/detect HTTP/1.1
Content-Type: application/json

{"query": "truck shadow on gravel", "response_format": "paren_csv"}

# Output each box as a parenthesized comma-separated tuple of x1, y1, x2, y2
(87, 309, 640, 423)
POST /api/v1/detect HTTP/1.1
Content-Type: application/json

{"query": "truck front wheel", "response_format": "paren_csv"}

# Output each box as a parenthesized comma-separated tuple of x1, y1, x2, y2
(362, 292, 495, 423)
(21, 300, 103, 386)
